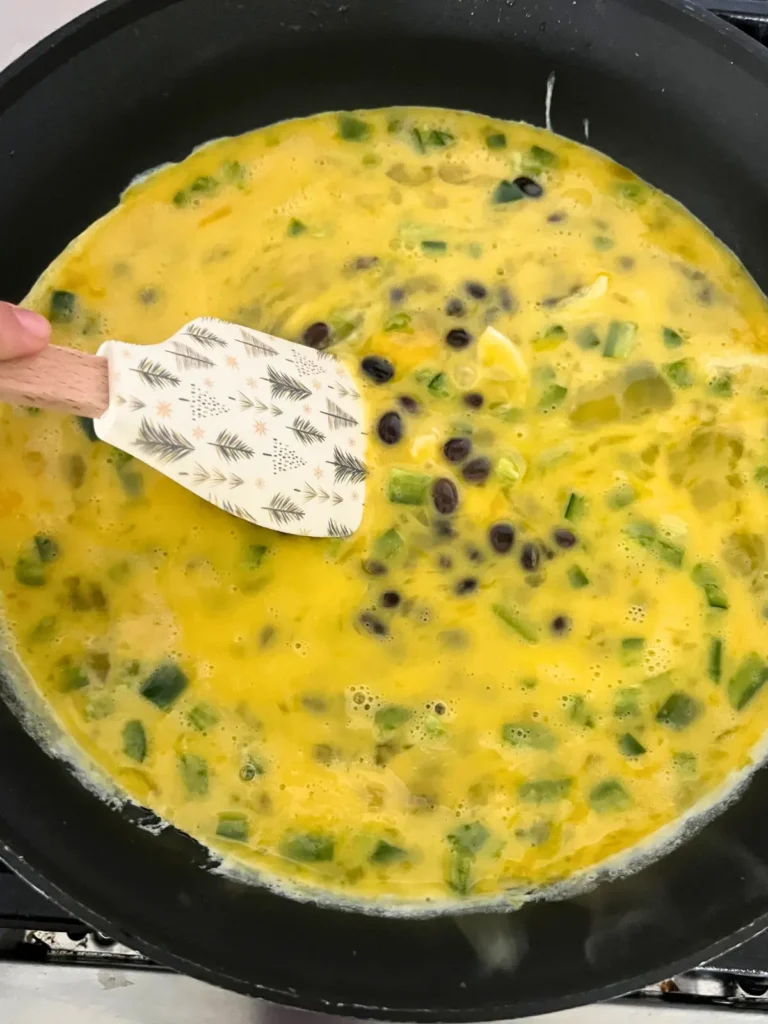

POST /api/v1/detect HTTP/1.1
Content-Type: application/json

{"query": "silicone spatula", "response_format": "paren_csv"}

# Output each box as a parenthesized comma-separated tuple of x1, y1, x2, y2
(0, 317, 367, 538)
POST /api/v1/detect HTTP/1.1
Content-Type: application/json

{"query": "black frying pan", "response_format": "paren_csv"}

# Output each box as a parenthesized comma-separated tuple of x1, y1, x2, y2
(2, 0, 768, 1017)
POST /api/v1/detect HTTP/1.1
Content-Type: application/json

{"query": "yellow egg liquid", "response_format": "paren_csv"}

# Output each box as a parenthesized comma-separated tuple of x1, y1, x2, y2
(2, 108, 768, 906)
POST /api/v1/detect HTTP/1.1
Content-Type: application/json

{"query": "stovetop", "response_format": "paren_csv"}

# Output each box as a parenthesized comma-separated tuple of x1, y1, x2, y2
(1, 0, 768, 1019)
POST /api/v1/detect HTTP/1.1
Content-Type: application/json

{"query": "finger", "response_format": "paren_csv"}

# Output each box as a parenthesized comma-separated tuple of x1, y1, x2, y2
(0, 302, 51, 360)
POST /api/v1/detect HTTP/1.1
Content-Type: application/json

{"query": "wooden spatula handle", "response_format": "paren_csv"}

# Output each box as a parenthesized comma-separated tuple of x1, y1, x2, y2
(0, 346, 109, 418)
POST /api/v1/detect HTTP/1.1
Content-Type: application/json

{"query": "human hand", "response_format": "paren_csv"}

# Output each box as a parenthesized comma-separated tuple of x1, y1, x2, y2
(0, 302, 51, 359)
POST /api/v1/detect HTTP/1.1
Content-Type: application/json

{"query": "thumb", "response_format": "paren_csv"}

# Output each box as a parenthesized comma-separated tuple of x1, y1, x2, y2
(0, 302, 51, 360)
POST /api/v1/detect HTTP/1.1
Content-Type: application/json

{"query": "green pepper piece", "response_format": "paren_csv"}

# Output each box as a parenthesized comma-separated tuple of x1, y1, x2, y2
(76, 416, 98, 442)
(618, 733, 646, 758)
(492, 180, 524, 204)
(691, 563, 729, 610)
(564, 694, 594, 728)
(188, 702, 220, 733)
(178, 753, 209, 796)
(216, 812, 249, 842)
(589, 779, 631, 812)
(709, 373, 733, 398)
(673, 751, 697, 778)
(337, 114, 371, 141)
(518, 778, 572, 803)
(189, 175, 218, 196)
(14, 554, 46, 587)
(447, 850, 472, 895)
(485, 132, 507, 149)
(621, 637, 645, 666)
(492, 604, 538, 643)
(529, 145, 558, 167)
(427, 371, 452, 397)
(708, 637, 723, 683)
(384, 312, 412, 332)
(501, 722, 557, 750)
(140, 662, 188, 711)
(49, 290, 77, 324)
(593, 236, 614, 251)
(122, 720, 147, 762)
(603, 320, 637, 359)
(662, 326, 685, 349)
(448, 821, 489, 855)
(33, 535, 60, 563)
(287, 218, 307, 236)
(28, 615, 57, 643)
(388, 469, 430, 505)
(564, 492, 587, 521)
(656, 692, 702, 730)
(59, 661, 89, 692)
(421, 240, 447, 254)
(243, 544, 268, 570)
(538, 383, 568, 411)
(281, 833, 335, 862)
(606, 482, 636, 509)
(615, 181, 646, 204)
(727, 653, 768, 711)
(375, 705, 412, 732)
(373, 528, 404, 560)
(663, 358, 695, 389)
(575, 326, 601, 350)
(369, 840, 408, 865)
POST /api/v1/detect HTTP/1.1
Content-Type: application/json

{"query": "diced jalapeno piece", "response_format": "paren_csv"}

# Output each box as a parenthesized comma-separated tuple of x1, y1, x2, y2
(188, 703, 220, 733)
(614, 688, 641, 719)
(281, 833, 335, 862)
(620, 637, 645, 667)
(691, 563, 729, 610)
(216, 812, 249, 842)
(663, 358, 695, 389)
(518, 778, 572, 803)
(618, 733, 645, 758)
(189, 175, 218, 196)
(421, 240, 447, 254)
(178, 753, 209, 796)
(593, 235, 614, 251)
(375, 704, 412, 732)
(603, 320, 637, 358)
(492, 180, 524, 204)
(370, 840, 408, 865)
(709, 373, 732, 397)
(492, 604, 538, 643)
(662, 326, 685, 348)
(567, 565, 590, 589)
(384, 312, 412, 332)
(243, 543, 268, 570)
(530, 144, 558, 167)
(448, 821, 489, 855)
(589, 779, 631, 812)
(538, 383, 568, 410)
(373, 528, 404, 560)
(708, 637, 723, 683)
(656, 538, 685, 568)
(447, 850, 472, 895)
(427, 371, 452, 397)
(501, 722, 557, 750)
(14, 554, 46, 587)
(564, 694, 593, 728)
(122, 720, 147, 762)
(140, 662, 188, 710)
(485, 132, 507, 150)
(564, 492, 587, 521)
(59, 661, 89, 692)
(337, 114, 371, 141)
(727, 653, 768, 711)
(287, 218, 306, 236)
(29, 615, 57, 643)
(656, 692, 702, 730)
(606, 483, 636, 509)
(49, 290, 77, 323)
(388, 469, 430, 505)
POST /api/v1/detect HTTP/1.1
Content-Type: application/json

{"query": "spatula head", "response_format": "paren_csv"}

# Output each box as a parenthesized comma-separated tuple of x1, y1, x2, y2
(94, 318, 367, 537)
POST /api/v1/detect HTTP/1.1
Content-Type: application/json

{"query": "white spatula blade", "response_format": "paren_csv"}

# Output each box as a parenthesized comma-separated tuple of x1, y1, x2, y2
(94, 318, 367, 537)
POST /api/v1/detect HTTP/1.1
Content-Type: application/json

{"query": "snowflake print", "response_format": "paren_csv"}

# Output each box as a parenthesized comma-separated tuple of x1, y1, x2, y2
(156, 401, 172, 418)
(204, 377, 214, 389)
(255, 477, 265, 489)
(192, 427, 205, 441)
(349, 437, 357, 448)
(303, 404, 312, 414)
(313, 467, 324, 480)
(254, 420, 268, 436)
(312, 380, 321, 391)
(226, 356, 239, 369)
(122, 348, 133, 360)
(246, 378, 257, 388)
(351, 490, 358, 501)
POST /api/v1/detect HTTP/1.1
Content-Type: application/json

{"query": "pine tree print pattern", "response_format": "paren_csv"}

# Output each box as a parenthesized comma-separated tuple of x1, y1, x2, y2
(93, 317, 365, 536)
(180, 384, 232, 422)
(270, 439, 307, 474)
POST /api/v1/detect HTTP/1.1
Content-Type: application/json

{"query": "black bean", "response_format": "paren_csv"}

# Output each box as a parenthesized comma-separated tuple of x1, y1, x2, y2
(497, 285, 516, 312)
(461, 456, 491, 485)
(359, 611, 388, 636)
(303, 321, 331, 349)
(547, 211, 567, 223)
(513, 176, 544, 198)
(455, 577, 478, 596)
(463, 391, 484, 409)
(361, 355, 395, 384)
(617, 256, 635, 271)
(466, 545, 484, 564)
(489, 522, 515, 554)
(381, 591, 401, 608)
(520, 542, 540, 573)
(446, 297, 465, 317)
(445, 327, 473, 349)
(398, 394, 420, 415)
(377, 411, 403, 445)
(434, 702, 447, 715)
(437, 554, 453, 571)
(443, 436, 472, 463)
(465, 281, 487, 300)
(434, 519, 456, 539)
(551, 615, 571, 636)
(351, 256, 379, 270)
(432, 478, 459, 515)
(390, 287, 406, 305)
(363, 559, 387, 577)
(552, 527, 577, 549)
